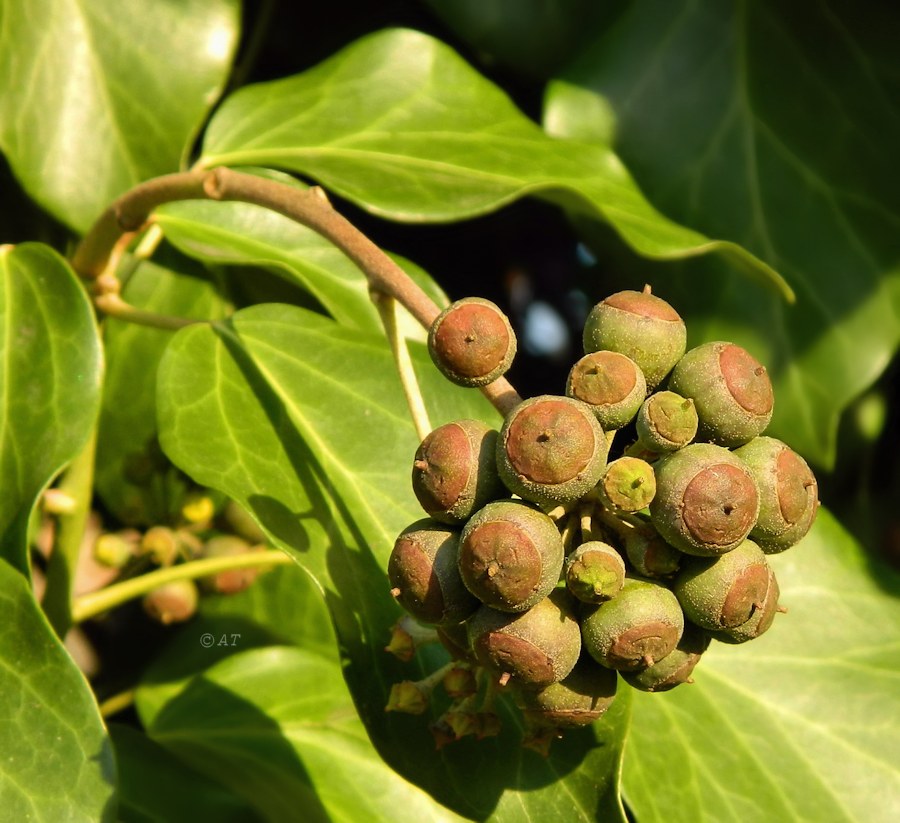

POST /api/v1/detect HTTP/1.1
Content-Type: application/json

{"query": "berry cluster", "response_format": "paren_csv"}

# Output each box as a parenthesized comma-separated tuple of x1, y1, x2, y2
(386, 289, 818, 752)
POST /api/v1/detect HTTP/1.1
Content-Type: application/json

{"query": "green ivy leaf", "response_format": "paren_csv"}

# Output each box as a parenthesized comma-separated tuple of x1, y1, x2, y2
(95, 257, 229, 525)
(0, 560, 116, 820)
(109, 724, 256, 823)
(0, 0, 240, 231)
(623, 510, 900, 822)
(544, 0, 900, 466)
(200, 28, 790, 299)
(0, 243, 102, 572)
(156, 304, 630, 821)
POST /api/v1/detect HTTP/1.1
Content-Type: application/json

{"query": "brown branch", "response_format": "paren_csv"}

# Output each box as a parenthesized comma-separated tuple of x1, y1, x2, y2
(72, 167, 523, 417)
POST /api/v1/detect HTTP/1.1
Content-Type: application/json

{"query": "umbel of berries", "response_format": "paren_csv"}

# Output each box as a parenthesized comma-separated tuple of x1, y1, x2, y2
(428, 297, 516, 387)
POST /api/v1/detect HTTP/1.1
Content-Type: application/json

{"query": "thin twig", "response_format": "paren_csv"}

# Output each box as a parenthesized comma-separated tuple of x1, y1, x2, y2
(72, 167, 523, 417)
(94, 294, 200, 331)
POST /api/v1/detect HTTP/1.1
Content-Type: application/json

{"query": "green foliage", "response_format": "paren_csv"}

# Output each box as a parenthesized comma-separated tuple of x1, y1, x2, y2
(0, 1, 898, 819)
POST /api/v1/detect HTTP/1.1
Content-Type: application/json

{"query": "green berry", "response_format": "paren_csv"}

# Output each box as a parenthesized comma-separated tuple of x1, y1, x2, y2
(566, 351, 646, 429)
(388, 520, 478, 626)
(599, 457, 656, 512)
(669, 342, 774, 447)
(635, 391, 698, 453)
(143, 579, 199, 625)
(458, 500, 563, 612)
(673, 539, 771, 630)
(623, 526, 682, 579)
(93, 530, 139, 568)
(622, 624, 710, 692)
(734, 436, 818, 553)
(715, 568, 782, 644)
(497, 395, 607, 506)
(428, 297, 516, 387)
(581, 578, 684, 671)
(650, 443, 760, 556)
(515, 658, 617, 728)
(582, 288, 687, 389)
(564, 541, 626, 603)
(467, 590, 582, 689)
(411, 419, 505, 523)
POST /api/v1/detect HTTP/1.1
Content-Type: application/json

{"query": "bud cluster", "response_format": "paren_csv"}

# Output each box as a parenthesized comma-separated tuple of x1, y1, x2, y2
(386, 290, 817, 752)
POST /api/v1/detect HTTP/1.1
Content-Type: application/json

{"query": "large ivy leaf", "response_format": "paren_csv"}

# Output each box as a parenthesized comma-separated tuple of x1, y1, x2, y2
(95, 257, 229, 525)
(109, 724, 256, 823)
(544, 0, 900, 466)
(0, 560, 116, 820)
(623, 510, 900, 822)
(199, 28, 790, 299)
(148, 647, 467, 823)
(0, 0, 240, 231)
(156, 303, 631, 821)
(154, 191, 447, 339)
(0, 243, 102, 573)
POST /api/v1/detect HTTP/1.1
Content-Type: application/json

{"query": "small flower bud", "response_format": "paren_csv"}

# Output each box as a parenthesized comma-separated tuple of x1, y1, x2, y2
(443, 665, 477, 699)
(385, 681, 430, 715)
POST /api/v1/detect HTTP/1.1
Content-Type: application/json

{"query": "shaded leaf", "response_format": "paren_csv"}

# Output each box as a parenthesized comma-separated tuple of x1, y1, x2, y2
(0, 243, 102, 573)
(0, 0, 240, 231)
(0, 559, 116, 820)
(200, 28, 790, 299)
(109, 724, 258, 823)
(95, 257, 229, 526)
(623, 510, 900, 822)
(545, 0, 900, 465)
(156, 303, 631, 821)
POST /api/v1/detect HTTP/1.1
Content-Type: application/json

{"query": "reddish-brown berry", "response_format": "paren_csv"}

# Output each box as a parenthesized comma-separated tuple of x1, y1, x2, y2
(566, 351, 646, 429)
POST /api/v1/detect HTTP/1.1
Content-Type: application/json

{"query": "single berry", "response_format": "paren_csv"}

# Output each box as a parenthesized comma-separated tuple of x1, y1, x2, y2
(143, 579, 199, 625)
(623, 526, 682, 579)
(435, 622, 476, 663)
(582, 288, 687, 389)
(412, 419, 505, 523)
(734, 437, 818, 553)
(428, 297, 516, 387)
(622, 624, 710, 692)
(458, 500, 563, 612)
(635, 391, 698, 453)
(515, 658, 617, 728)
(388, 520, 478, 626)
(141, 526, 179, 566)
(199, 535, 265, 594)
(715, 568, 782, 644)
(581, 578, 684, 671)
(467, 590, 582, 689)
(650, 443, 760, 556)
(93, 530, 140, 568)
(599, 457, 656, 512)
(669, 342, 774, 447)
(564, 541, 626, 603)
(497, 395, 607, 506)
(566, 351, 646, 429)
(673, 539, 771, 630)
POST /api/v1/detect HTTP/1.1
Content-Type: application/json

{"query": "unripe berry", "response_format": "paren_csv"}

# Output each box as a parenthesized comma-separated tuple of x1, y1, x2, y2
(623, 527, 682, 579)
(635, 391, 698, 453)
(436, 622, 476, 663)
(411, 419, 505, 523)
(650, 443, 760, 556)
(622, 624, 710, 692)
(497, 395, 607, 506)
(564, 541, 626, 603)
(673, 539, 771, 630)
(566, 351, 646, 429)
(581, 578, 684, 671)
(428, 297, 516, 387)
(715, 569, 782, 644)
(515, 658, 617, 728)
(388, 520, 478, 626)
(467, 590, 581, 689)
(599, 457, 656, 512)
(582, 288, 686, 389)
(734, 437, 818, 553)
(143, 579, 199, 625)
(458, 500, 563, 612)
(200, 535, 265, 595)
(669, 342, 774, 447)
